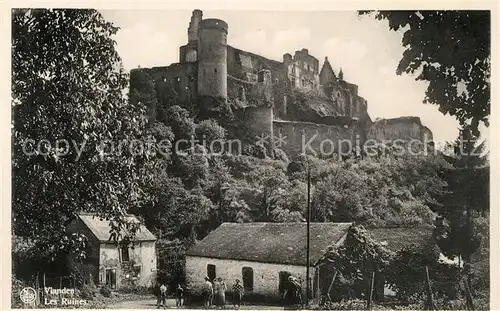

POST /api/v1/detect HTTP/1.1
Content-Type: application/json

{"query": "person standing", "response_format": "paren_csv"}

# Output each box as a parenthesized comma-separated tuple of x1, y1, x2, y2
(290, 277, 303, 307)
(232, 279, 244, 309)
(175, 284, 184, 307)
(157, 283, 168, 309)
(214, 277, 227, 309)
(204, 277, 214, 308)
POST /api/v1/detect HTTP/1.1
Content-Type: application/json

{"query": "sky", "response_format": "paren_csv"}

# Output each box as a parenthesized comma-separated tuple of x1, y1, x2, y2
(100, 9, 486, 145)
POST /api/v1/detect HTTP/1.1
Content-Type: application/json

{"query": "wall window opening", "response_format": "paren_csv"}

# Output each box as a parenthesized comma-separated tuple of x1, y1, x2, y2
(279, 271, 291, 294)
(120, 245, 130, 262)
(207, 264, 216, 281)
(242, 267, 254, 291)
(258, 71, 265, 83)
(174, 77, 181, 93)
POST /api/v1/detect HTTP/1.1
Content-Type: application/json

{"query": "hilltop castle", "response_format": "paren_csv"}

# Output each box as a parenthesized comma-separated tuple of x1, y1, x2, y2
(130, 9, 433, 157)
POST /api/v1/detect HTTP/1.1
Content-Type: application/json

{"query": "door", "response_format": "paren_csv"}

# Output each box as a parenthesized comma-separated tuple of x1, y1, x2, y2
(242, 267, 254, 292)
(207, 264, 216, 281)
(279, 271, 291, 295)
(105, 269, 116, 289)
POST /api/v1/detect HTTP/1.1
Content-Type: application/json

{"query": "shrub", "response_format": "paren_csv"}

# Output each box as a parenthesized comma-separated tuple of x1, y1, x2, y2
(99, 285, 112, 298)
(321, 299, 379, 310)
(12, 276, 29, 308)
(80, 283, 96, 300)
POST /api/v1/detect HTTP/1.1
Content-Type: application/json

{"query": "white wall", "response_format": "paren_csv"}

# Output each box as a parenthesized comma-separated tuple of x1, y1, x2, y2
(186, 256, 309, 299)
(99, 241, 157, 289)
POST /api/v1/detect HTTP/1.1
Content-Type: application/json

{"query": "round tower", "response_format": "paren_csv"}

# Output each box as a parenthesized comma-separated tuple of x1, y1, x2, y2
(197, 18, 228, 99)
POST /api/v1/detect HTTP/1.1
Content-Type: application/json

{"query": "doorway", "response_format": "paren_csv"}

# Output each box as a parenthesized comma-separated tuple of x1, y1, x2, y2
(278, 271, 291, 295)
(105, 268, 116, 289)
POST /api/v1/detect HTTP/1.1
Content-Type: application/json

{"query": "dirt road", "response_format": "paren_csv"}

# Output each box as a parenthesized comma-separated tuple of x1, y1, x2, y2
(109, 298, 285, 309)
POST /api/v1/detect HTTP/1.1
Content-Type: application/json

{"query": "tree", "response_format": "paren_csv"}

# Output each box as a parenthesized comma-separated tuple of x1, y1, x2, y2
(360, 11, 490, 136)
(434, 127, 489, 287)
(323, 225, 392, 301)
(12, 9, 150, 254)
(129, 69, 158, 119)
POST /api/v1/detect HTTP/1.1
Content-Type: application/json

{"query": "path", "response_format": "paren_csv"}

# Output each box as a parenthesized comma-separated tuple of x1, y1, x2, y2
(110, 298, 284, 309)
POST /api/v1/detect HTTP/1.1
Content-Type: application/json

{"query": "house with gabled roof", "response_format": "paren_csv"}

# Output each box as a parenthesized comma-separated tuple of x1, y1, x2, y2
(66, 213, 157, 290)
(185, 222, 435, 301)
(185, 222, 352, 300)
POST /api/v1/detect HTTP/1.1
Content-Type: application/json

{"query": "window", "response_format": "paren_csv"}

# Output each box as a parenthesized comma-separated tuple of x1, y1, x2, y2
(258, 71, 265, 82)
(174, 77, 181, 93)
(120, 246, 130, 262)
(242, 267, 254, 291)
(132, 265, 141, 278)
(207, 264, 216, 281)
(279, 271, 291, 294)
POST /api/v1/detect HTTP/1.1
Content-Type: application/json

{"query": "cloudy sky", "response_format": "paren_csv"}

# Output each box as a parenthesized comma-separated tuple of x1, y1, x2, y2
(100, 9, 483, 145)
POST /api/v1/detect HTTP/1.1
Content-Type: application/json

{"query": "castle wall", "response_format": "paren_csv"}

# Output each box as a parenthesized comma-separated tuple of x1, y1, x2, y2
(144, 63, 198, 103)
(228, 75, 273, 106)
(273, 119, 362, 158)
(367, 117, 433, 143)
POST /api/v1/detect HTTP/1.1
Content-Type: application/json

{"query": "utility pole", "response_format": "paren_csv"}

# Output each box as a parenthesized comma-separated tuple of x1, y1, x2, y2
(306, 166, 311, 306)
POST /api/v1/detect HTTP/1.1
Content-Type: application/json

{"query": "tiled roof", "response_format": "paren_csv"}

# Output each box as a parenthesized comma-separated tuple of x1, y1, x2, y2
(367, 226, 435, 253)
(78, 213, 156, 242)
(186, 222, 352, 266)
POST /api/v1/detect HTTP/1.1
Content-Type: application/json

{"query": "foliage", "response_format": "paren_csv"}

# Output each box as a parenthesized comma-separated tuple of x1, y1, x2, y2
(434, 127, 489, 284)
(12, 276, 30, 308)
(129, 69, 158, 118)
(323, 225, 393, 300)
(195, 119, 227, 143)
(310, 154, 448, 227)
(385, 245, 459, 303)
(156, 239, 188, 289)
(99, 285, 112, 297)
(12, 8, 151, 255)
(163, 105, 196, 141)
(319, 299, 376, 310)
(80, 283, 97, 300)
(360, 11, 490, 136)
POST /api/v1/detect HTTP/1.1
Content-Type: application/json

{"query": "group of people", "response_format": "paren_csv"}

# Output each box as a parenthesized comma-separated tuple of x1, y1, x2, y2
(204, 277, 245, 309)
(156, 274, 301, 309)
(156, 283, 184, 309)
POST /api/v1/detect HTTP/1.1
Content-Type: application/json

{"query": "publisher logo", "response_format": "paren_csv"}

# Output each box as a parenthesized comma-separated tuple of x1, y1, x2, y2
(20, 287, 37, 304)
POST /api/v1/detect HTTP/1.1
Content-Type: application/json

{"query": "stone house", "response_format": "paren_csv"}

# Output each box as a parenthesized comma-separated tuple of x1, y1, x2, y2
(185, 222, 352, 301)
(66, 213, 157, 290)
(185, 222, 434, 301)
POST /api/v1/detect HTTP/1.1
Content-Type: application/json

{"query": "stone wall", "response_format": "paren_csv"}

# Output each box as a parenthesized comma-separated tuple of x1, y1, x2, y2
(185, 256, 310, 300)
(273, 119, 361, 158)
(99, 241, 157, 289)
(131, 63, 198, 104)
(367, 117, 433, 143)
